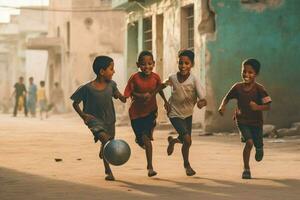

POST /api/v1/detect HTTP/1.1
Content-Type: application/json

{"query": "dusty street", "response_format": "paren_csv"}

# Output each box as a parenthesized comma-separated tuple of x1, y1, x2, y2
(0, 114, 299, 200)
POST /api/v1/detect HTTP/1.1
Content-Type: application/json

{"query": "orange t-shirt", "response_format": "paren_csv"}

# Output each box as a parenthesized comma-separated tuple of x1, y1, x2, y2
(124, 72, 161, 120)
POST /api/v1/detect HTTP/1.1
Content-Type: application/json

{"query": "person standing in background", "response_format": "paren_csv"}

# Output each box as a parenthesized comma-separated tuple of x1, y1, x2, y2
(27, 77, 37, 117)
(37, 81, 48, 120)
(12, 76, 28, 117)
(50, 82, 65, 114)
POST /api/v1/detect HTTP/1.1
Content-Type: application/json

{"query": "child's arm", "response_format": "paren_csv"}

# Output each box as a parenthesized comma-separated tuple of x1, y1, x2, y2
(152, 82, 168, 96)
(218, 84, 238, 116)
(218, 98, 229, 116)
(72, 101, 95, 124)
(158, 89, 171, 113)
(250, 86, 272, 111)
(249, 101, 271, 111)
(197, 98, 207, 109)
(113, 90, 127, 103)
(194, 77, 207, 109)
(132, 82, 167, 101)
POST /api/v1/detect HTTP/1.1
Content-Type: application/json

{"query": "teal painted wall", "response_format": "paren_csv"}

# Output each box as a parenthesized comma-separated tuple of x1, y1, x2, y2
(206, 0, 300, 130)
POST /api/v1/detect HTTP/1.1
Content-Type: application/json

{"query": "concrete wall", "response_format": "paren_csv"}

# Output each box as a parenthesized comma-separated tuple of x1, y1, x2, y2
(205, 0, 300, 131)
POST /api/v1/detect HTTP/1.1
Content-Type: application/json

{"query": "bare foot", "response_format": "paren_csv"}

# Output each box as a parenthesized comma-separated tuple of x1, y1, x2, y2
(148, 169, 157, 177)
(167, 136, 175, 156)
(185, 166, 196, 176)
(105, 172, 115, 181)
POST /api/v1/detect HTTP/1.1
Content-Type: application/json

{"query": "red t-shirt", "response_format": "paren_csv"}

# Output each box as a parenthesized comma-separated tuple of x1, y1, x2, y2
(124, 72, 161, 120)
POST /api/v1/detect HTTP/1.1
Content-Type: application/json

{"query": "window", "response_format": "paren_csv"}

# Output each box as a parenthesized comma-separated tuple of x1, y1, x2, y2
(143, 17, 152, 52)
(181, 5, 194, 51)
(66, 21, 70, 50)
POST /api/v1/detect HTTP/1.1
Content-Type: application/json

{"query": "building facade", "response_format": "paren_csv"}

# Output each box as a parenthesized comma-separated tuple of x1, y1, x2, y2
(27, 0, 126, 112)
(113, 0, 300, 131)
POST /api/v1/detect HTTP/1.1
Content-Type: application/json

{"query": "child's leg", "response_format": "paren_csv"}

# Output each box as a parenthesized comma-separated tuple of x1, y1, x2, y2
(98, 133, 115, 180)
(142, 134, 157, 177)
(243, 139, 254, 170)
(24, 97, 28, 116)
(252, 126, 264, 162)
(182, 134, 196, 176)
(167, 136, 181, 155)
(13, 97, 19, 116)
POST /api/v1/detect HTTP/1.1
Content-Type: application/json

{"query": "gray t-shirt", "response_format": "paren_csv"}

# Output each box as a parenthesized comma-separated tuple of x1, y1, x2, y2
(70, 80, 119, 124)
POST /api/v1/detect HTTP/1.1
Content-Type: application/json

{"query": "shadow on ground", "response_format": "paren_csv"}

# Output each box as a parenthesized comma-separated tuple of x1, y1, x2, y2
(1, 167, 300, 200)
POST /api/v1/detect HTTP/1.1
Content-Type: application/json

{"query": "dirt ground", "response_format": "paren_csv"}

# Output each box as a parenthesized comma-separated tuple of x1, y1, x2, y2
(0, 113, 299, 200)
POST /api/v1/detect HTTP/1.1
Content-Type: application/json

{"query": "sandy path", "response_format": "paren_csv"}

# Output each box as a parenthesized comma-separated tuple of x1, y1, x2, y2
(0, 114, 299, 200)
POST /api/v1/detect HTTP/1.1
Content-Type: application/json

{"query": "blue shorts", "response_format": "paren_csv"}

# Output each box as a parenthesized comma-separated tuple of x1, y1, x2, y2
(86, 118, 115, 143)
(130, 111, 157, 148)
(169, 116, 192, 143)
(237, 123, 263, 149)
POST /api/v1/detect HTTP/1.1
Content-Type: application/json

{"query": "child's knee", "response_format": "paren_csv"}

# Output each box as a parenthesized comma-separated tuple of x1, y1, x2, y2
(99, 132, 111, 143)
(142, 134, 151, 145)
(183, 135, 192, 146)
(245, 139, 254, 148)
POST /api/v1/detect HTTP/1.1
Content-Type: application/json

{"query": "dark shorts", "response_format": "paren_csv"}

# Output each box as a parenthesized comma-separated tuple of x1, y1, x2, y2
(86, 118, 115, 143)
(237, 123, 263, 149)
(130, 111, 157, 148)
(169, 116, 192, 143)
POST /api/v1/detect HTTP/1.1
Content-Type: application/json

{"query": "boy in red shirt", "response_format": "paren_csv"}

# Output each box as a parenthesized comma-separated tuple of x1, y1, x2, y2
(124, 50, 168, 177)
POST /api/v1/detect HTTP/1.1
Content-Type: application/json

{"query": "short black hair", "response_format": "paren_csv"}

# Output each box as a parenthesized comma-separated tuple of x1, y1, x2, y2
(92, 56, 114, 75)
(178, 49, 194, 64)
(40, 81, 45, 86)
(137, 50, 154, 63)
(242, 58, 261, 74)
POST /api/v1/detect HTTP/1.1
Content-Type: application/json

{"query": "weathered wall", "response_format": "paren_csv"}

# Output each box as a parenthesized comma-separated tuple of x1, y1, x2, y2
(205, 0, 300, 131)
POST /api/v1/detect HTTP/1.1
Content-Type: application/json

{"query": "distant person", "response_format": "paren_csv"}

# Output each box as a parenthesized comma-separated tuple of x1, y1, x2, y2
(37, 81, 48, 119)
(50, 82, 65, 113)
(71, 56, 126, 181)
(27, 77, 37, 117)
(218, 58, 272, 179)
(12, 76, 28, 117)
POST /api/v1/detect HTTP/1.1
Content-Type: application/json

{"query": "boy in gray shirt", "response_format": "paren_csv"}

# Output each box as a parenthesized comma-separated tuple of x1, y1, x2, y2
(71, 56, 126, 181)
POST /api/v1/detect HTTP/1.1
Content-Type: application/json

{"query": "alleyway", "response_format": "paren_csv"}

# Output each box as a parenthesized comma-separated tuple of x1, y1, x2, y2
(0, 114, 299, 200)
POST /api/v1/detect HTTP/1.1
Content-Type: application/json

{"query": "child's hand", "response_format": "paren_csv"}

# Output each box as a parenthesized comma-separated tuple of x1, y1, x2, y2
(164, 102, 171, 114)
(82, 113, 96, 124)
(119, 95, 127, 103)
(249, 101, 258, 111)
(143, 92, 152, 102)
(218, 105, 225, 116)
(197, 99, 207, 109)
(233, 108, 241, 120)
